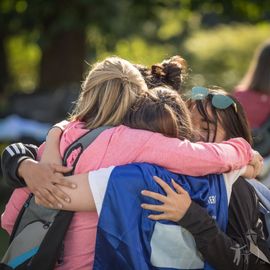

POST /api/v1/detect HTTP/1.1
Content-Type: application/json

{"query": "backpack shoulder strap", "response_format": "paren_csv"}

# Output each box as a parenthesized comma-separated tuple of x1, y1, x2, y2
(62, 126, 112, 169)
(1, 125, 113, 270)
(31, 125, 113, 269)
(247, 181, 270, 263)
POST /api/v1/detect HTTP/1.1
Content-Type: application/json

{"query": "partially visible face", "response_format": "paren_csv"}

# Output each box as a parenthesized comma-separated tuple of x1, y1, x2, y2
(190, 103, 226, 143)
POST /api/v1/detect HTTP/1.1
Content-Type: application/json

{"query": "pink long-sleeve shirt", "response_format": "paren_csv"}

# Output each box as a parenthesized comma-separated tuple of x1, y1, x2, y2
(1, 121, 252, 270)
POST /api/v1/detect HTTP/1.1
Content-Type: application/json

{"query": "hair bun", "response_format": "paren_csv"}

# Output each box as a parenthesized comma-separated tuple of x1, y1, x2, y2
(154, 55, 187, 92)
(151, 64, 166, 78)
(135, 55, 187, 92)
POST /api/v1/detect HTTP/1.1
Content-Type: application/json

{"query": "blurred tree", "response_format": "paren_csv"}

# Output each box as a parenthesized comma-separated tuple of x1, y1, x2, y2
(1, 0, 157, 92)
(0, 0, 13, 94)
(0, 31, 8, 95)
(189, 0, 270, 24)
(1, 0, 270, 93)
(183, 23, 270, 91)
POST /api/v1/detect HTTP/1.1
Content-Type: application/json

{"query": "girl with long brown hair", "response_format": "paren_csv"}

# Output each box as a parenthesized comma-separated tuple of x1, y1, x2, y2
(141, 87, 269, 269)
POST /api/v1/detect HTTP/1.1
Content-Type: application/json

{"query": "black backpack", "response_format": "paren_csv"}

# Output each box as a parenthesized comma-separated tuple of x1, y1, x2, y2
(0, 126, 111, 270)
(252, 115, 270, 157)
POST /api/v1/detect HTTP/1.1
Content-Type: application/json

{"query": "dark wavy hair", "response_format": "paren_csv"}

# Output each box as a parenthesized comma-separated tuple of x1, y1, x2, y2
(124, 87, 193, 141)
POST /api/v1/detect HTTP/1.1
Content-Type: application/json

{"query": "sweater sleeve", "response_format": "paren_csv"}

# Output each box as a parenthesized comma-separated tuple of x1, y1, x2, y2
(131, 131, 253, 176)
(1, 121, 65, 188)
(1, 188, 30, 234)
(178, 202, 270, 270)
(1, 143, 38, 188)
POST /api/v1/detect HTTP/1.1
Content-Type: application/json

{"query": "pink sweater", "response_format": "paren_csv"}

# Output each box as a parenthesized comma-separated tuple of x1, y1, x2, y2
(1, 122, 252, 270)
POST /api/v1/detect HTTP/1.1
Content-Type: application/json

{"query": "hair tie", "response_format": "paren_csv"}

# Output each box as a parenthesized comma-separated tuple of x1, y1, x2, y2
(152, 65, 165, 78)
(121, 76, 129, 83)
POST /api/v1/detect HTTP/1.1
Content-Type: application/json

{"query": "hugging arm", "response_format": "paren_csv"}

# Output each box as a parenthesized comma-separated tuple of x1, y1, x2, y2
(142, 176, 270, 270)
(1, 125, 75, 206)
(35, 173, 96, 212)
(178, 200, 270, 270)
(1, 143, 38, 188)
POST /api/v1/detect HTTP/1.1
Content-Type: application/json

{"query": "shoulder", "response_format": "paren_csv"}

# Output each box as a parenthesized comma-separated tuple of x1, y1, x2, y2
(113, 125, 156, 140)
(230, 177, 258, 218)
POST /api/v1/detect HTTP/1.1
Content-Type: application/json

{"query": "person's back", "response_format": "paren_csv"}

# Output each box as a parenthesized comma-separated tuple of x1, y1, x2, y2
(234, 90, 270, 129)
(1, 89, 254, 269)
(90, 163, 229, 270)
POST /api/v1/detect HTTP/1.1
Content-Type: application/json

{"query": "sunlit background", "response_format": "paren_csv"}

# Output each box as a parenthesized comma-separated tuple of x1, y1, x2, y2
(1, 0, 270, 256)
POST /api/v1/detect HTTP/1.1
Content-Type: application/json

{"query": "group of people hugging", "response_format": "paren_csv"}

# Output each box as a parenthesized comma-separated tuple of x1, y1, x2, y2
(1, 55, 270, 270)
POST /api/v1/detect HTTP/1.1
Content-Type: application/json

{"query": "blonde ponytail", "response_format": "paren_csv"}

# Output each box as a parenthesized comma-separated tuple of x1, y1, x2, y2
(70, 57, 147, 129)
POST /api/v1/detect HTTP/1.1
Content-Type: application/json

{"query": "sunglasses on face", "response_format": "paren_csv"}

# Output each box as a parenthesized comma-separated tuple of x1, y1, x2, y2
(188, 86, 237, 112)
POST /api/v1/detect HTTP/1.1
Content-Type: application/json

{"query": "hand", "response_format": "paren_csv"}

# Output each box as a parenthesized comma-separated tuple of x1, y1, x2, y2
(248, 150, 264, 178)
(141, 176, 191, 222)
(35, 196, 60, 209)
(242, 165, 256, 179)
(18, 159, 76, 208)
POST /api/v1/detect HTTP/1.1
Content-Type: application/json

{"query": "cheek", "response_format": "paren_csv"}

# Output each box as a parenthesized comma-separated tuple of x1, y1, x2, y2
(199, 131, 208, 142)
(215, 128, 226, 143)
(192, 125, 209, 142)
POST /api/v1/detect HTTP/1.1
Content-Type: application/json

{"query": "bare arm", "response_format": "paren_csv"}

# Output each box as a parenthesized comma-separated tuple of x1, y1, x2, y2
(35, 173, 96, 212)
(40, 127, 63, 164)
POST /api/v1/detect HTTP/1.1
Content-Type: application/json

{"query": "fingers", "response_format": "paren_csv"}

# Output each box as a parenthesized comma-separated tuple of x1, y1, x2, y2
(51, 185, 71, 203)
(148, 213, 168, 221)
(35, 196, 49, 208)
(53, 177, 77, 189)
(255, 161, 264, 177)
(141, 190, 167, 203)
(242, 165, 255, 179)
(141, 203, 165, 212)
(255, 151, 263, 162)
(36, 188, 63, 208)
(153, 176, 173, 195)
(252, 160, 263, 178)
(35, 190, 54, 208)
(52, 164, 73, 174)
(171, 179, 187, 194)
(250, 150, 263, 165)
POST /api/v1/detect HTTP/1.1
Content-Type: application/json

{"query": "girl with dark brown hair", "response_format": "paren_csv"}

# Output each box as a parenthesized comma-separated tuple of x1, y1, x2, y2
(141, 86, 270, 269)
(124, 87, 193, 141)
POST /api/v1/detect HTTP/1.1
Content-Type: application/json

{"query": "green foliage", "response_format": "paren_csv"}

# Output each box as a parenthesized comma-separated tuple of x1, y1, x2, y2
(2, 0, 270, 93)
(0, 188, 11, 258)
(1, 0, 157, 46)
(183, 23, 270, 91)
(6, 35, 41, 92)
(87, 33, 175, 66)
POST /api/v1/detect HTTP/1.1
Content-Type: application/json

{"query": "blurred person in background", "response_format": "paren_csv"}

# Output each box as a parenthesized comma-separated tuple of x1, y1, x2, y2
(234, 40, 270, 129)
(234, 39, 270, 186)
